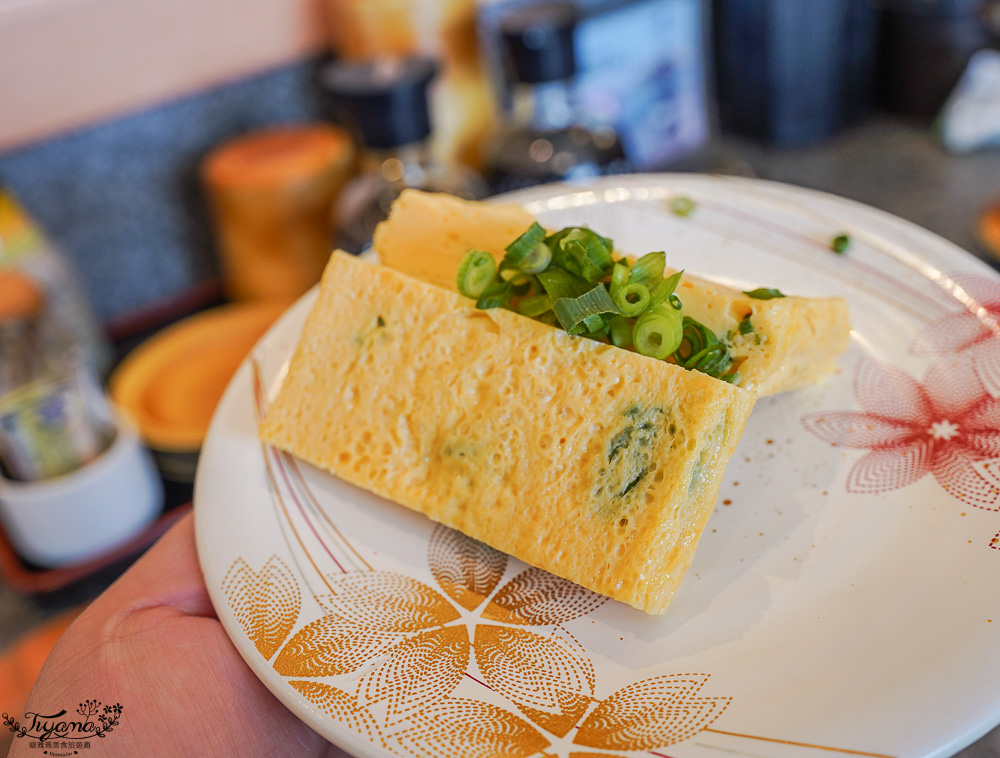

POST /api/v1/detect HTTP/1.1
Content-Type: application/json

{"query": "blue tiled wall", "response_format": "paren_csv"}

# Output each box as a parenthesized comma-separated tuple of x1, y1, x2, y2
(0, 56, 332, 321)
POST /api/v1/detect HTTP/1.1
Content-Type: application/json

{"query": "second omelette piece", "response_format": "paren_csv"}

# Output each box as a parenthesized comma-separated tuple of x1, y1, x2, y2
(261, 253, 756, 615)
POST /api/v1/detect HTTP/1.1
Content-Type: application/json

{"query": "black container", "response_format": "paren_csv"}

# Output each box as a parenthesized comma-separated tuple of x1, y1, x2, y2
(319, 58, 438, 150)
(877, 0, 992, 120)
(713, 0, 880, 146)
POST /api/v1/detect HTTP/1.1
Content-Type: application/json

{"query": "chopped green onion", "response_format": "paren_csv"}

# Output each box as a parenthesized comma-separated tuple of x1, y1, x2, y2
(569, 241, 607, 282)
(457, 250, 497, 298)
(564, 228, 614, 272)
(633, 307, 683, 360)
(629, 252, 666, 289)
(537, 267, 591, 301)
(518, 293, 552, 317)
(508, 272, 536, 297)
(504, 222, 547, 265)
(669, 196, 696, 217)
(455, 224, 747, 384)
(553, 238, 605, 283)
(609, 262, 631, 298)
(546, 227, 614, 268)
(518, 242, 552, 274)
(675, 317, 715, 359)
(552, 284, 619, 333)
(476, 281, 512, 310)
(498, 259, 518, 279)
(609, 315, 632, 348)
(535, 311, 559, 328)
(583, 316, 611, 340)
(743, 287, 785, 300)
(612, 282, 651, 317)
(649, 270, 684, 309)
(673, 317, 735, 379)
(685, 343, 733, 377)
(831, 234, 851, 254)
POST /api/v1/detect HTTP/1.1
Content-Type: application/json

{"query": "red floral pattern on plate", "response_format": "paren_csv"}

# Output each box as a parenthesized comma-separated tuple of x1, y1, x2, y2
(910, 272, 1000, 398)
(802, 355, 1000, 511)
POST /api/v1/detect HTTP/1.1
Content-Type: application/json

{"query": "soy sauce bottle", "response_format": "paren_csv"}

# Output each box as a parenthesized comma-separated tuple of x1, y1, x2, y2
(485, 2, 629, 194)
(321, 57, 487, 254)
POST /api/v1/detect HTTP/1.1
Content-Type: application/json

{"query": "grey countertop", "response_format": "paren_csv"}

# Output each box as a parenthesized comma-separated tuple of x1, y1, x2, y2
(1, 114, 999, 756)
(709, 116, 1000, 271)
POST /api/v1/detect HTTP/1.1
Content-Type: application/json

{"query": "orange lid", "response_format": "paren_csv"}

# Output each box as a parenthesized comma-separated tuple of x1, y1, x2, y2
(109, 300, 291, 451)
(202, 124, 354, 192)
(0, 270, 43, 322)
(979, 202, 1000, 263)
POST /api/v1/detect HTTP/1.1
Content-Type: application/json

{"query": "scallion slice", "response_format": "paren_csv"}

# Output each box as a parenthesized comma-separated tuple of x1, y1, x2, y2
(504, 222, 547, 265)
(609, 262, 630, 298)
(669, 196, 696, 216)
(675, 317, 716, 362)
(583, 313, 607, 333)
(537, 267, 591, 301)
(629, 252, 666, 289)
(547, 227, 614, 267)
(612, 282, 651, 317)
(649, 270, 683, 309)
(609, 315, 632, 348)
(564, 227, 615, 271)
(552, 284, 619, 333)
(685, 343, 733, 377)
(583, 315, 611, 340)
(831, 234, 851, 254)
(553, 239, 605, 283)
(673, 317, 736, 379)
(738, 315, 754, 335)
(476, 281, 512, 310)
(633, 306, 683, 359)
(508, 272, 536, 297)
(743, 287, 785, 300)
(457, 250, 497, 298)
(519, 242, 552, 274)
(518, 293, 552, 317)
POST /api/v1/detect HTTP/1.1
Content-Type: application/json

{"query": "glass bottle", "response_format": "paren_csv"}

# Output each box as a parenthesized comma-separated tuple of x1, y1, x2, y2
(0, 187, 113, 378)
(320, 57, 487, 254)
(485, 1, 630, 195)
(0, 271, 114, 481)
(321, 0, 498, 171)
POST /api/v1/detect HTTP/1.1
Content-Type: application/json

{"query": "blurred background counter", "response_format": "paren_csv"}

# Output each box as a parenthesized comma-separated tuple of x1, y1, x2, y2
(713, 115, 1000, 262)
(1, 0, 998, 327)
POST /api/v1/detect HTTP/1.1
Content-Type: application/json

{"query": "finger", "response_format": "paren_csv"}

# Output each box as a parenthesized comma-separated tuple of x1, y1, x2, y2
(93, 511, 216, 620)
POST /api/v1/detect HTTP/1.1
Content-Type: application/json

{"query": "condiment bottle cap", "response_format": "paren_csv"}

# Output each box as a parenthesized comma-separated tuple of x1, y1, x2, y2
(978, 200, 1000, 264)
(202, 124, 354, 193)
(499, 1, 578, 84)
(0, 270, 43, 323)
(320, 57, 438, 150)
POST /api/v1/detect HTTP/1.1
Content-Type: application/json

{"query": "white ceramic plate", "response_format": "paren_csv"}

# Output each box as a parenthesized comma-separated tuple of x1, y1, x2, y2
(195, 175, 1000, 758)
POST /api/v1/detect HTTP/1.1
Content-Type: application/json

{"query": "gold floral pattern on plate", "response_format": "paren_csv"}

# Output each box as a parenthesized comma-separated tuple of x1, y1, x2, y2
(222, 522, 733, 757)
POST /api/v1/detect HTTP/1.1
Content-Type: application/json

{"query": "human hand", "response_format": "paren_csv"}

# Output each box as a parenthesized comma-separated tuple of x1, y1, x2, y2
(8, 513, 351, 757)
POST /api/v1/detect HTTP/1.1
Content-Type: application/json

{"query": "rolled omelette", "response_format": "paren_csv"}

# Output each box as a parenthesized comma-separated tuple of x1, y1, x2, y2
(261, 252, 756, 614)
(374, 189, 851, 397)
